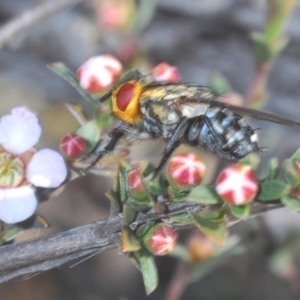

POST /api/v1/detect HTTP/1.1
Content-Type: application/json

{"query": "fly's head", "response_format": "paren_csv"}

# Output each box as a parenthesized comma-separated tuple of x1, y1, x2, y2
(111, 80, 145, 124)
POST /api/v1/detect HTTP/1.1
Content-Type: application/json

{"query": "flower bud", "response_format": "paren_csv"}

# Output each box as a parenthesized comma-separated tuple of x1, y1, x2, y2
(188, 233, 215, 263)
(60, 134, 86, 158)
(167, 153, 206, 192)
(151, 62, 180, 82)
(127, 166, 148, 201)
(96, 0, 135, 30)
(77, 55, 122, 93)
(216, 164, 258, 205)
(142, 224, 178, 256)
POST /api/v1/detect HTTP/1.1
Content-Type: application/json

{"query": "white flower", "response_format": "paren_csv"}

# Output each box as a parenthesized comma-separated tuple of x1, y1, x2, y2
(0, 107, 67, 224)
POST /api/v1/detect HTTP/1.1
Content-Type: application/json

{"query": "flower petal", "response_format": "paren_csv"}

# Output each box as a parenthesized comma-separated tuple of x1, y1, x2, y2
(0, 186, 37, 224)
(0, 107, 42, 154)
(27, 149, 67, 188)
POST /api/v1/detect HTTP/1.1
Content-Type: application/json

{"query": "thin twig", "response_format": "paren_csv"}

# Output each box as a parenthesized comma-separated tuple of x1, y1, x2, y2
(0, 201, 283, 283)
(0, 0, 84, 49)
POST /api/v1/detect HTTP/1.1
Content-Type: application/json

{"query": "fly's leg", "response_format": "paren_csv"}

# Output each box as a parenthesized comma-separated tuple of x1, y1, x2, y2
(153, 117, 189, 177)
(80, 127, 124, 175)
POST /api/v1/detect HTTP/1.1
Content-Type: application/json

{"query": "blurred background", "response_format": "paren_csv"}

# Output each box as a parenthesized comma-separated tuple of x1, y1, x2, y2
(1, 0, 300, 299)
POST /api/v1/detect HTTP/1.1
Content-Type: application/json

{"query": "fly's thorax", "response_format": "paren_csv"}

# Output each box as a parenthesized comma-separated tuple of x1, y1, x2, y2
(140, 99, 182, 125)
(180, 103, 209, 118)
(111, 80, 144, 124)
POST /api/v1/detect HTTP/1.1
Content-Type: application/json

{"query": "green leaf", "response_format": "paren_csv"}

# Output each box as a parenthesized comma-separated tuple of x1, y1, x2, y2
(0, 228, 21, 245)
(105, 190, 122, 215)
(267, 158, 279, 179)
(210, 72, 231, 94)
(118, 170, 127, 204)
(192, 215, 228, 246)
(48, 63, 97, 108)
(122, 201, 138, 224)
(291, 149, 300, 160)
(188, 186, 221, 205)
(264, 0, 298, 45)
(76, 120, 101, 150)
(121, 226, 141, 252)
(252, 33, 272, 63)
(134, 250, 158, 295)
(279, 160, 300, 188)
(94, 103, 114, 129)
(230, 204, 250, 219)
(135, 0, 158, 31)
(239, 153, 260, 170)
(199, 205, 225, 221)
(170, 212, 194, 225)
(281, 196, 300, 212)
(258, 179, 291, 201)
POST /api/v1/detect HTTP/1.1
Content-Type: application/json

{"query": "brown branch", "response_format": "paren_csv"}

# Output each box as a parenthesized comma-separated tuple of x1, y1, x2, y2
(0, 0, 84, 49)
(0, 201, 283, 283)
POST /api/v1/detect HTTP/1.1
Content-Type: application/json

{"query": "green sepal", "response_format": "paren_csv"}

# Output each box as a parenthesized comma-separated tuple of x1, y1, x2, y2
(188, 185, 222, 205)
(191, 215, 228, 246)
(132, 249, 158, 295)
(170, 212, 194, 226)
(121, 226, 141, 252)
(123, 201, 138, 224)
(229, 204, 250, 219)
(123, 197, 153, 223)
(199, 205, 225, 221)
(210, 72, 231, 94)
(279, 159, 300, 188)
(252, 33, 272, 63)
(258, 179, 291, 201)
(0, 228, 21, 245)
(281, 196, 300, 212)
(76, 120, 101, 151)
(168, 187, 188, 203)
(48, 63, 97, 108)
(144, 173, 166, 196)
(267, 158, 279, 179)
(238, 153, 260, 170)
(118, 170, 128, 204)
(105, 189, 122, 215)
(136, 222, 156, 237)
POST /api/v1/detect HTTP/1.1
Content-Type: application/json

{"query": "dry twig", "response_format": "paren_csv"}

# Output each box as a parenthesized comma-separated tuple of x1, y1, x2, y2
(0, 201, 283, 283)
(0, 0, 84, 49)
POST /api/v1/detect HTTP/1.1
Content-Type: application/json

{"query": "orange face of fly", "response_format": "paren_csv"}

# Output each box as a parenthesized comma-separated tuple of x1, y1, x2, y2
(111, 80, 145, 124)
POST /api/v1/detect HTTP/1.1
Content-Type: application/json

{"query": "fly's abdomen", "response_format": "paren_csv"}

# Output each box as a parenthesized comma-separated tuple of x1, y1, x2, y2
(185, 108, 259, 162)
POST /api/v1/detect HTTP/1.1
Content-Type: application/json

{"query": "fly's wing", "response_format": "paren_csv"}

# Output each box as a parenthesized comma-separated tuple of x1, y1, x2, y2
(201, 100, 300, 126)
(145, 82, 300, 127)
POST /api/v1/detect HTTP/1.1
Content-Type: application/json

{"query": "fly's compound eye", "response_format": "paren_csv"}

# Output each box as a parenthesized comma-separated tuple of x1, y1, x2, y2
(116, 83, 135, 111)
(112, 81, 144, 124)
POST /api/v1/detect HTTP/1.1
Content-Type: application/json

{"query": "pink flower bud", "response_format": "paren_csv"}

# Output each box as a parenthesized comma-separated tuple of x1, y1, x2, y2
(167, 153, 206, 191)
(77, 55, 122, 93)
(96, 0, 135, 30)
(60, 134, 86, 158)
(127, 166, 148, 201)
(216, 164, 258, 205)
(142, 224, 178, 256)
(151, 62, 180, 82)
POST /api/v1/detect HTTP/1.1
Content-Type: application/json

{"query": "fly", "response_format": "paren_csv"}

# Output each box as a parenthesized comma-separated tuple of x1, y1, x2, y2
(81, 70, 300, 176)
